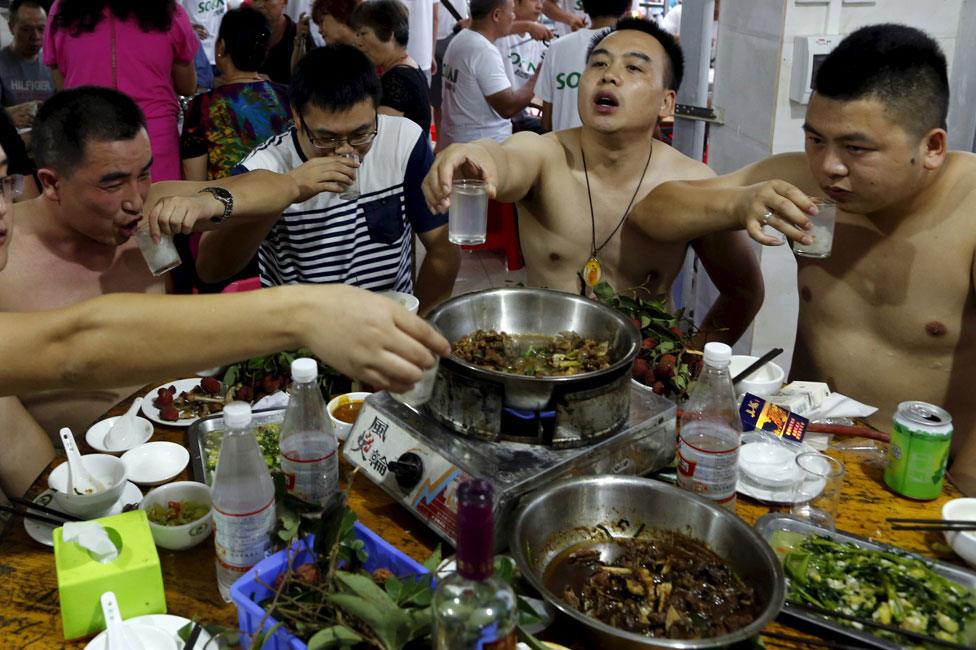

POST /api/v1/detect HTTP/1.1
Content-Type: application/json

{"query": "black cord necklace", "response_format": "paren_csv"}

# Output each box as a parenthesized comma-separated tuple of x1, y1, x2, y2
(579, 139, 654, 294)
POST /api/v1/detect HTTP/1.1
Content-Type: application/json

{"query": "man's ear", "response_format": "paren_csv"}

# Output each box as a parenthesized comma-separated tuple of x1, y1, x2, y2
(920, 127, 947, 171)
(36, 168, 61, 203)
(660, 89, 677, 119)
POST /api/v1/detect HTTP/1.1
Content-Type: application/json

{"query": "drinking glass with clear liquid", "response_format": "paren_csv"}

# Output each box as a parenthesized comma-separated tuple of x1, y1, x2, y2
(339, 152, 360, 201)
(448, 179, 488, 245)
(134, 226, 181, 276)
(792, 198, 836, 258)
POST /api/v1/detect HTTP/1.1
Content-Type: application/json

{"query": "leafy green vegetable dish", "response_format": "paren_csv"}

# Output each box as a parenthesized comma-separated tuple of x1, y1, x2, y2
(775, 531, 976, 646)
(204, 422, 281, 481)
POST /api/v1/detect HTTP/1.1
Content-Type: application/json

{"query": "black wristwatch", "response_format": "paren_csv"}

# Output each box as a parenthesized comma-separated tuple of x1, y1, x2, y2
(199, 186, 234, 224)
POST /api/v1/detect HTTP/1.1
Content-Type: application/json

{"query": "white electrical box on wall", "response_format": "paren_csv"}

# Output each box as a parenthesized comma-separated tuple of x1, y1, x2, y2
(790, 34, 842, 104)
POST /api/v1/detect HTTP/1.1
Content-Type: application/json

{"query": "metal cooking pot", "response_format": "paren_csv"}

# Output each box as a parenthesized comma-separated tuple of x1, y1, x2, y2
(510, 476, 785, 649)
(426, 288, 641, 410)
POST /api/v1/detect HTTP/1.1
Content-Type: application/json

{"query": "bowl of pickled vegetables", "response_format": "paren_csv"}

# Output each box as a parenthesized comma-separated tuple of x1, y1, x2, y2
(139, 481, 213, 551)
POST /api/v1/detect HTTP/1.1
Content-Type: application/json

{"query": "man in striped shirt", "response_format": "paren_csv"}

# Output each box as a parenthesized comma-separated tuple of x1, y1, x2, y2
(197, 44, 459, 313)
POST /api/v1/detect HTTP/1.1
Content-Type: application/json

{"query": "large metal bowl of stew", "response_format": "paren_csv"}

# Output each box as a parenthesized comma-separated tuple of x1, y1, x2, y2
(425, 287, 641, 410)
(511, 476, 785, 649)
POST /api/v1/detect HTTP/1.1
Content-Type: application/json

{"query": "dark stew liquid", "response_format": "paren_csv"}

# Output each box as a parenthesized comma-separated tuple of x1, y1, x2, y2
(544, 533, 761, 640)
(332, 401, 364, 424)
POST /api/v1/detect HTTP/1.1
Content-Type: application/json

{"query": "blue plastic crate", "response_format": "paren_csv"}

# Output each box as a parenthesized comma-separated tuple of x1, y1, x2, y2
(231, 521, 431, 650)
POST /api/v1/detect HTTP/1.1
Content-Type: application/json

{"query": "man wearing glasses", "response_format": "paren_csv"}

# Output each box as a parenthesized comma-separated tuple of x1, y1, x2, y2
(196, 44, 460, 314)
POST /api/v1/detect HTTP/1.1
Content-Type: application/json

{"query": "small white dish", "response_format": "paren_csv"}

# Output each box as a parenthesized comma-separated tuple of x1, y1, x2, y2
(86, 416, 154, 454)
(141, 481, 214, 551)
(737, 432, 818, 504)
(379, 290, 420, 314)
(739, 441, 801, 488)
(730, 355, 785, 398)
(24, 482, 142, 547)
(84, 614, 212, 650)
(121, 442, 189, 486)
(328, 391, 372, 441)
(141, 378, 207, 427)
(942, 498, 976, 568)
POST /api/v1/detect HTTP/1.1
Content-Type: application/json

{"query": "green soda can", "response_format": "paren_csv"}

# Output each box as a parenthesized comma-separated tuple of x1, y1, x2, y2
(884, 401, 953, 500)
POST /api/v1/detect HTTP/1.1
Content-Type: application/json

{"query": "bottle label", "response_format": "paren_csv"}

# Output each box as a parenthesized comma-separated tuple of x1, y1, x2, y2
(676, 422, 739, 503)
(213, 497, 275, 572)
(281, 449, 338, 506)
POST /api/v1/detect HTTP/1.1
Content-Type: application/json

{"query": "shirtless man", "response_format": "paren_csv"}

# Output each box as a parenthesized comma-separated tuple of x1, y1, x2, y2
(633, 24, 976, 495)
(0, 85, 401, 436)
(0, 140, 449, 500)
(424, 18, 763, 344)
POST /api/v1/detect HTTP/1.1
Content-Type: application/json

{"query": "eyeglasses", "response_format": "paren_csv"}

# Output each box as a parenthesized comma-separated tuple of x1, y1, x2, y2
(0, 174, 24, 204)
(299, 114, 379, 152)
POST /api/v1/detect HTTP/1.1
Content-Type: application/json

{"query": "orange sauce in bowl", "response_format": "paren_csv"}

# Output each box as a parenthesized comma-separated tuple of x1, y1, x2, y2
(332, 400, 364, 424)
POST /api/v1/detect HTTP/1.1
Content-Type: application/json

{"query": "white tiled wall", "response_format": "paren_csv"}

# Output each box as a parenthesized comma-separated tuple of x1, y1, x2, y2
(706, 0, 971, 378)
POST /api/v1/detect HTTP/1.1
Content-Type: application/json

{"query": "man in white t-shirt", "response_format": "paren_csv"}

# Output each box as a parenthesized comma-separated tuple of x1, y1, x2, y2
(181, 0, 227, 64)
(439, 0, 539, 148)
(495, 0, 547, 132)
(403, 0, 440, 83)
(538, 0, 630, 132)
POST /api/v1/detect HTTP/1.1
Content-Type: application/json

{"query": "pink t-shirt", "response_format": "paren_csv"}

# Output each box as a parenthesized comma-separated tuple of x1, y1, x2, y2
(43, 2, 199, 180)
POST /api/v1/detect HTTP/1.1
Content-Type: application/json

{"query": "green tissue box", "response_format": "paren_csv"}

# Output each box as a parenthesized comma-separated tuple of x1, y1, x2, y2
(54, 509, 166, 640)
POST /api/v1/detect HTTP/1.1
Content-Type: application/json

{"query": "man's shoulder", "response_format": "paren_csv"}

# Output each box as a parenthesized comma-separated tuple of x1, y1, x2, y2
(240, 129, 299, 172)
(652, 140, 714, 181)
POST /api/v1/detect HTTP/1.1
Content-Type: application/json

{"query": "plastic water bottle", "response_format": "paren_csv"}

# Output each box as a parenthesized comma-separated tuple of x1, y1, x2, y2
(212, 401, 276, 601)
(278, 358, 339, 507)
(676, 342, 742, 510)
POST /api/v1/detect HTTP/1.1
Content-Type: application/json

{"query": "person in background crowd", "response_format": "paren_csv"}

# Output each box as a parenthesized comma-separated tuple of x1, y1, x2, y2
(251, 0, 313, 83)
(495, 0, 546, 133)
(539, 0, 630, 132)
(632, 23, 976, 496)
(0, 0, 54, 130)
(402, 0, 439, 85)
(43, 0, 198, 181)
(351, 0, 432, 134)
(425, 19, 762, 344)
(311, 0, 360, 44)
(431, 0, 468, 130)
(181, 0, 227, 67)
(180, 6, 292, 291)
(0, 137, 450, 502)
(438, 0, 539, 149)
(542, 0, 587, 36)
(195, 45, 460, 313)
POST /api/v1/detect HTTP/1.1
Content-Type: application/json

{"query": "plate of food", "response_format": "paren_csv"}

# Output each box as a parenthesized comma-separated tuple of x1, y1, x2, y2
(142, 378, 226, 427)
(756, 514, 976, 649)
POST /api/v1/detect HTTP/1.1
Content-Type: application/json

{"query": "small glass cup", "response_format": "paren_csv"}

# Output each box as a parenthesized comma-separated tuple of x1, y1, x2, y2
(391, 356, 440, 407)
(134, 227, 181, 276)
(790, 452, 845, 530)
(448, 179, 488, 245)
(338, 151, 360, 200)
(792, 198, 836, 259)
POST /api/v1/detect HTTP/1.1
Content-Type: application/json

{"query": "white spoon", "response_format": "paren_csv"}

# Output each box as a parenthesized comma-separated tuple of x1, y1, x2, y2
(104, 397, 144, 451)
(60, 427, 106, 495)
(100, 592, 132, 650)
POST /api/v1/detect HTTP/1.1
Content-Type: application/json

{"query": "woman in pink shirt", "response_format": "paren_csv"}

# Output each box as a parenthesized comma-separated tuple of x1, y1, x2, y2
(44, 0, 199, 181)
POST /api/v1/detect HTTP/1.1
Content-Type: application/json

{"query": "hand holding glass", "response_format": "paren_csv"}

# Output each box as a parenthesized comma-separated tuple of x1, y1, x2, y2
(134, 226, 181, 276)
(792, 198, 836, 258)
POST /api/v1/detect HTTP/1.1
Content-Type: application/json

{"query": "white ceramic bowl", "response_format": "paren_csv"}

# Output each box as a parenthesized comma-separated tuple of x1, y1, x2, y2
(739, 440, 801, 488)
(729, 355, 785, 398)
(140, 481, 214, 551)
(379, 290, 419, 315)
(942, 498, 976, 567)
(121, 441, 190, 486)
(85, 416, 154, 454)
(328, 392, 372, 441)
(48, 454, 127, 518)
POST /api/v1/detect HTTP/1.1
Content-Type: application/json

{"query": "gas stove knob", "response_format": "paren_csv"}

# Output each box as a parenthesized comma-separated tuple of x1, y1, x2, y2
(387, 452, 424, 490)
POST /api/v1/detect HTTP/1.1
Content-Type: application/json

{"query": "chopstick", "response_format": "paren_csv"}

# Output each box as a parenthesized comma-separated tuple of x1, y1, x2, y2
(182, 621, 203, 650)
(887, 518, 976, 531)
(760, 631, 865, 650)
(788, 601, 973, 650)
(7, 496, 81, 522)
(732, 347, 784, 385)
(0, 504, 70, 527)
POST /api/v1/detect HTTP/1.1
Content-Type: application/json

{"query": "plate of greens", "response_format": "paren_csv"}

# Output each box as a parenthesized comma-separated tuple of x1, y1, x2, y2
(756, 514, 976, 649)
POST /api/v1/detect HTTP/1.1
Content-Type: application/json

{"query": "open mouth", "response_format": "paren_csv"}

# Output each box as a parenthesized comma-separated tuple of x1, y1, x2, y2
(118, 218, 142, 238)
(594, 92, 619, 108)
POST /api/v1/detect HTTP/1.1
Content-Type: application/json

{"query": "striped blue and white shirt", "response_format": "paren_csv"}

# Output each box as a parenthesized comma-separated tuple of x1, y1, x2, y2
(235, 114, 445, 291)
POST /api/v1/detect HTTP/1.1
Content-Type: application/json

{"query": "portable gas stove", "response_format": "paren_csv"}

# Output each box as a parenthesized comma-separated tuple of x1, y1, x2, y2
(341, 383, 676, 549)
